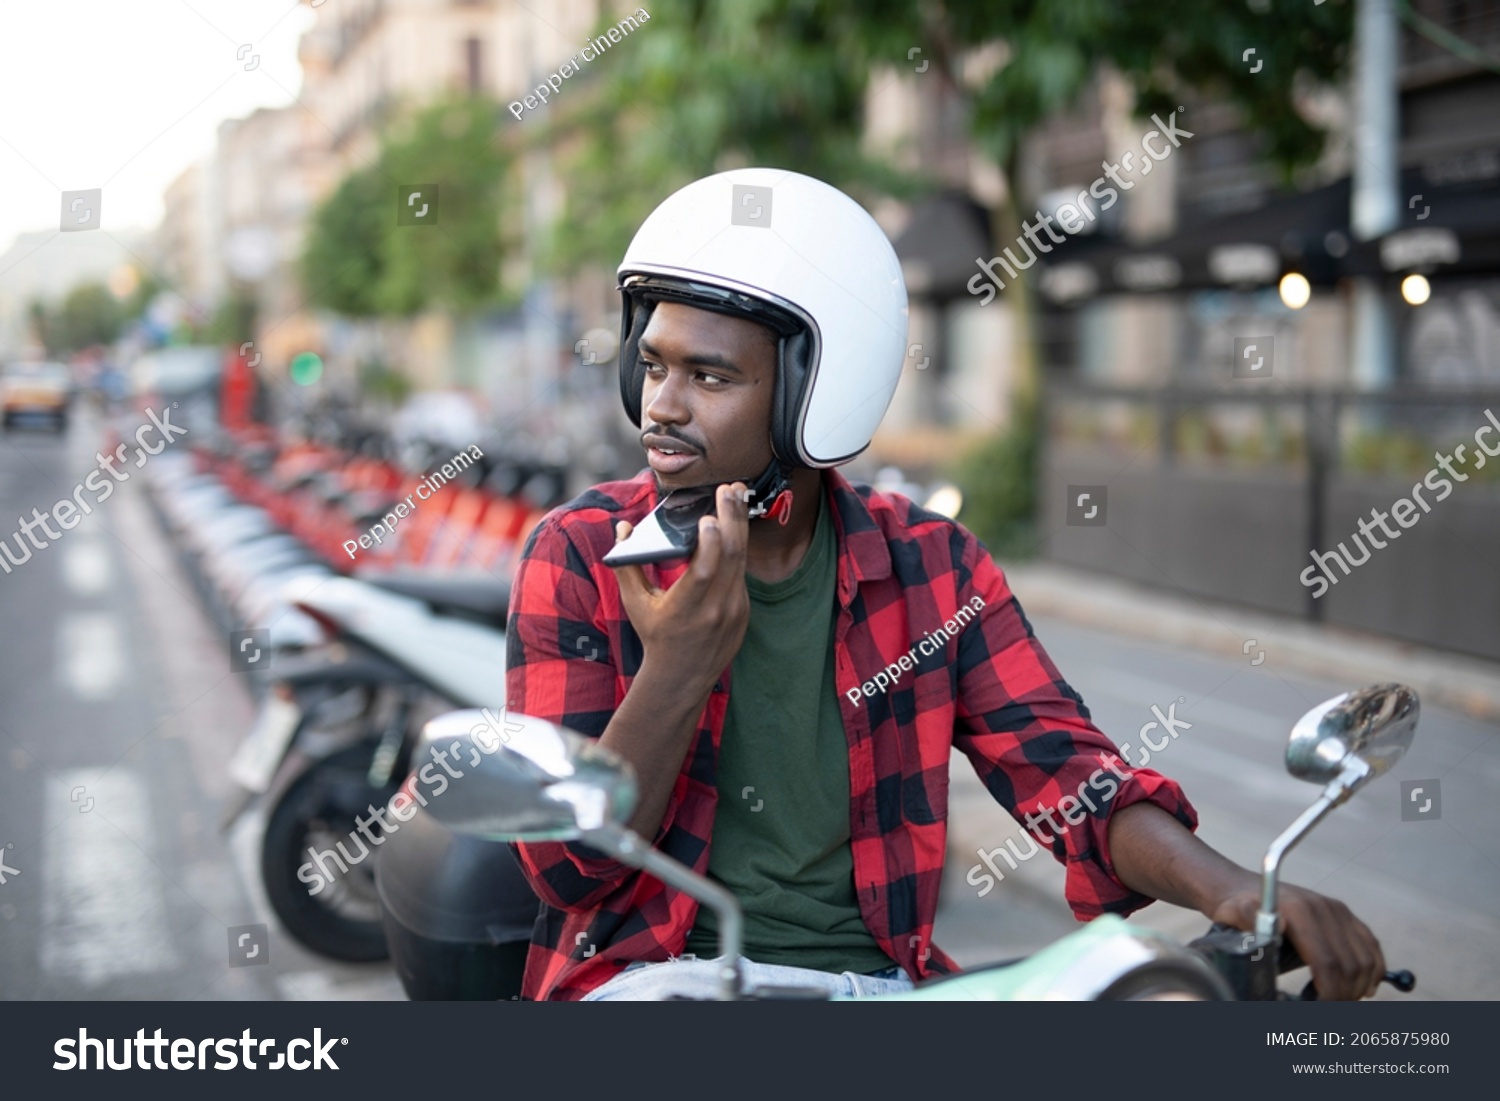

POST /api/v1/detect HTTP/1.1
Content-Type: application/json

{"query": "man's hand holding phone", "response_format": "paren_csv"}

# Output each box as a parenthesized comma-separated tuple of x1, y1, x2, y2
(598, 482, 751, 838)
(610, 481, 751, 697)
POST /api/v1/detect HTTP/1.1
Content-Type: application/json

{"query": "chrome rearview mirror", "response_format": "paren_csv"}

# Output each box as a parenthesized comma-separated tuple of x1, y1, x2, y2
(1285, 683, 1418, 791)
(1254, 684, 1420, 943)
(412, 709, 747, 999)
(413, 709, 637, 841)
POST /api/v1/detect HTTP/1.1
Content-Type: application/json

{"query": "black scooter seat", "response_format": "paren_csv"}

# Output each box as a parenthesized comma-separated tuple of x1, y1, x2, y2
(356, 570, 511, 626)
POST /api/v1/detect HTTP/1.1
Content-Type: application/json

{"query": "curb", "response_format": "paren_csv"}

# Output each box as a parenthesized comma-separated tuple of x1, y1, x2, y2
(1001, 561, 1500, 722)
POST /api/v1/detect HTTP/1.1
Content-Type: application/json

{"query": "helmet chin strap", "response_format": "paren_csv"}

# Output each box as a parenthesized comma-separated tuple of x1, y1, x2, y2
(655, 459, 795, 526)
(744, 458, 795, 526)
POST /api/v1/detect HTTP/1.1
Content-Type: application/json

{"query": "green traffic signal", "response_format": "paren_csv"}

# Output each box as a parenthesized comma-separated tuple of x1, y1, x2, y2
(289, 351, 324, 386)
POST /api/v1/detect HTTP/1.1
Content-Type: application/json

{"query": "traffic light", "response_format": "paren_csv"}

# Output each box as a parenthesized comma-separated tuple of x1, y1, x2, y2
(289, 351, 324, 386)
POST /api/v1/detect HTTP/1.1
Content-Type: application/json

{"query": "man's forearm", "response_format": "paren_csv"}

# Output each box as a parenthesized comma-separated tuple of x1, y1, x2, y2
(1107, 802, 1258, 916)
(597, 657, 716, 839)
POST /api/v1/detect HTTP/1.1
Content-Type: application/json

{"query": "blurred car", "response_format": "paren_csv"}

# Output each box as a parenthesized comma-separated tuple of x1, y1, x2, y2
(129, 345, 225, 438)
(129, 345, 222, 398)
(1, 362, 72, 431)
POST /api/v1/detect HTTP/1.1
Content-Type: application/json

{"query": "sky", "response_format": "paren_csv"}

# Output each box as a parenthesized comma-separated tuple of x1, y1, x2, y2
(0, 0, 313, 255)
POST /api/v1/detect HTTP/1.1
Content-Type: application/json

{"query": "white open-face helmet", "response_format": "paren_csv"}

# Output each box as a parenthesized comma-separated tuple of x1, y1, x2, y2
(617, 167, 909, 469)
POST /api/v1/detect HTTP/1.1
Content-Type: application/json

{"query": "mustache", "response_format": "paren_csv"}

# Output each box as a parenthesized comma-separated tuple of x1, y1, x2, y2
(640, 425, 706, 455)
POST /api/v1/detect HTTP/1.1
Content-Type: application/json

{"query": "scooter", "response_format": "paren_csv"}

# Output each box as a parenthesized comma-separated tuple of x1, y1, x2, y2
(150, 426, 546, 965)
(221, 570, 523, 964)
(390, 682, 1420, 1000)
(143, 448, 332, 652)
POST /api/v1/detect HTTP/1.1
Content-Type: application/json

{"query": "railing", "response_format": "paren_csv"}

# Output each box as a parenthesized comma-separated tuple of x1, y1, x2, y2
(1041, 381, 1500, 658)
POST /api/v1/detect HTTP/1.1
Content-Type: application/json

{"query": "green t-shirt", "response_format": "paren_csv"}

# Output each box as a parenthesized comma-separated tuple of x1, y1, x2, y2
(685, 494, 895, 974)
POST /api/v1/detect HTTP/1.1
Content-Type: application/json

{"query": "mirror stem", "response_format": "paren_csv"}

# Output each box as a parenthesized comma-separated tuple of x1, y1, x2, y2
(582, 826, 744, 1001)
(1255, 762, 1367, 941)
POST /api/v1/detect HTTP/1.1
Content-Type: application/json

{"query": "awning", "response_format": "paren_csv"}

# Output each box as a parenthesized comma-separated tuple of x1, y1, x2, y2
(1031, 167, 1500, 305)
(891, 190, 994, 303)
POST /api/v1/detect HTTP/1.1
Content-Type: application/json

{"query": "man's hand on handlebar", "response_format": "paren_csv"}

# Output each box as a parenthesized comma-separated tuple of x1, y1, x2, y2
(1211, 885, 1387, 1001)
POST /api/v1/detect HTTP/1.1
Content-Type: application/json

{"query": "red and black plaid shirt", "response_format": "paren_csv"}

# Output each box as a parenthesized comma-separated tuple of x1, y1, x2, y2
(504, 468, 1196, 1000)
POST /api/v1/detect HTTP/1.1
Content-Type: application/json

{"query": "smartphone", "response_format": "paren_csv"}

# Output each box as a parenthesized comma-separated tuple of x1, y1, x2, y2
(603, 484, 720, 567)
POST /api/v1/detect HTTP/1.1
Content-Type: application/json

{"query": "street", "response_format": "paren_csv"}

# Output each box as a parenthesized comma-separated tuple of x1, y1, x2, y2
(2, 412, 1496, 1001)
(0, 411, 400, 1000)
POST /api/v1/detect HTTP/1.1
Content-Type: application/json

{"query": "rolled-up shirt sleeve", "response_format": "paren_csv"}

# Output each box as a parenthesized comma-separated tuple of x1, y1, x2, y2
(950, 543, 1198, 919)
(504, 515, 645, 911)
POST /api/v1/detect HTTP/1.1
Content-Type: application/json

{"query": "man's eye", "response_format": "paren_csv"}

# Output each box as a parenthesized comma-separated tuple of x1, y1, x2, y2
(642, 362, 666, 377)
(696, 371, 726, 385)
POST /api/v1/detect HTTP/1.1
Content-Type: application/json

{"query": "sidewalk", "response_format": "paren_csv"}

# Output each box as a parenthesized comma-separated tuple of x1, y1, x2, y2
(1000, 560, 1500, 721)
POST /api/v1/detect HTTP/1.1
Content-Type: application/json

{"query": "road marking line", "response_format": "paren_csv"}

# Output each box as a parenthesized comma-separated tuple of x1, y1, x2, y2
(61, 538, 111, 595)
(57, 611, 123, 699)
(40, 768, 178, 984)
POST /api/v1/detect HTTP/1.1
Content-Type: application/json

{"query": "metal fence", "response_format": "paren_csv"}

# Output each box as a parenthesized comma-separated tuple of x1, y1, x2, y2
(1041, 382, 1500, 661)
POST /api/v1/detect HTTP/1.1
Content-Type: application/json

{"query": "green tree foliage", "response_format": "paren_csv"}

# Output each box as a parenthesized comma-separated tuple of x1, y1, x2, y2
(377, 98, 515, 314)
(951, 399, 1040, 559)
(540, 0, 919, 274)
(300, 96, 514, 317)
(50, 282, 123, 353)
(26, 300, 52, 352)
(301, 166, 388, 317)
(854, 0, 1352, 184)
(199, 290, 259, 346)
(123, 271, 164, 321)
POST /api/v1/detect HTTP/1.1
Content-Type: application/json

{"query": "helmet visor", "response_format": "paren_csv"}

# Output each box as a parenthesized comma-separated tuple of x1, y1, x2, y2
(618, 273, 805, 337)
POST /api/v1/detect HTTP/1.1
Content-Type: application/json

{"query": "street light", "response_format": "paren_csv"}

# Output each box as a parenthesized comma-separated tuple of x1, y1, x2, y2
(1278, 272, 1311, 310)
(1400, 274, 1431, 306)
(107, 264, 140, 300)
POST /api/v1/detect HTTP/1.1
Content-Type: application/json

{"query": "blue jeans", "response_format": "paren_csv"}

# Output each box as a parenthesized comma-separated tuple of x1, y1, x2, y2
(580, 955, 914, 1001)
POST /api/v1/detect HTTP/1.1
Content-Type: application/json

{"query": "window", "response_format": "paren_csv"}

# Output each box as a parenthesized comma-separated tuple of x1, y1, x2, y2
(464, 37, 483, 93)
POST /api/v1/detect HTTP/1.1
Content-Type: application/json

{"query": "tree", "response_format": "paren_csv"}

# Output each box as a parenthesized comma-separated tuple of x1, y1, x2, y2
(53, 282, 124, 353)
(301, 165, 389, 317)
(537, 1, 918, 274)
(375, 97, 518, 315)
(300, 96, 517, 319)
(26, 300, 52, 352)
(201, 290, 259, 346)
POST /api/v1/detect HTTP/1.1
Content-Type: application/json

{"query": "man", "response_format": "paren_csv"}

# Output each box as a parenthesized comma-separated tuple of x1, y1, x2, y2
(504, 168, 1386, 1001)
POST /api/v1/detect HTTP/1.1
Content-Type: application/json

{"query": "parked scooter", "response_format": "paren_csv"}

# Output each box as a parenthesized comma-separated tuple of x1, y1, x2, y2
(144, 415, 555, 968)
(222, 570, 519, 963)
(143, 449, 332, 652)
(388, 683, 1420, 1000)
